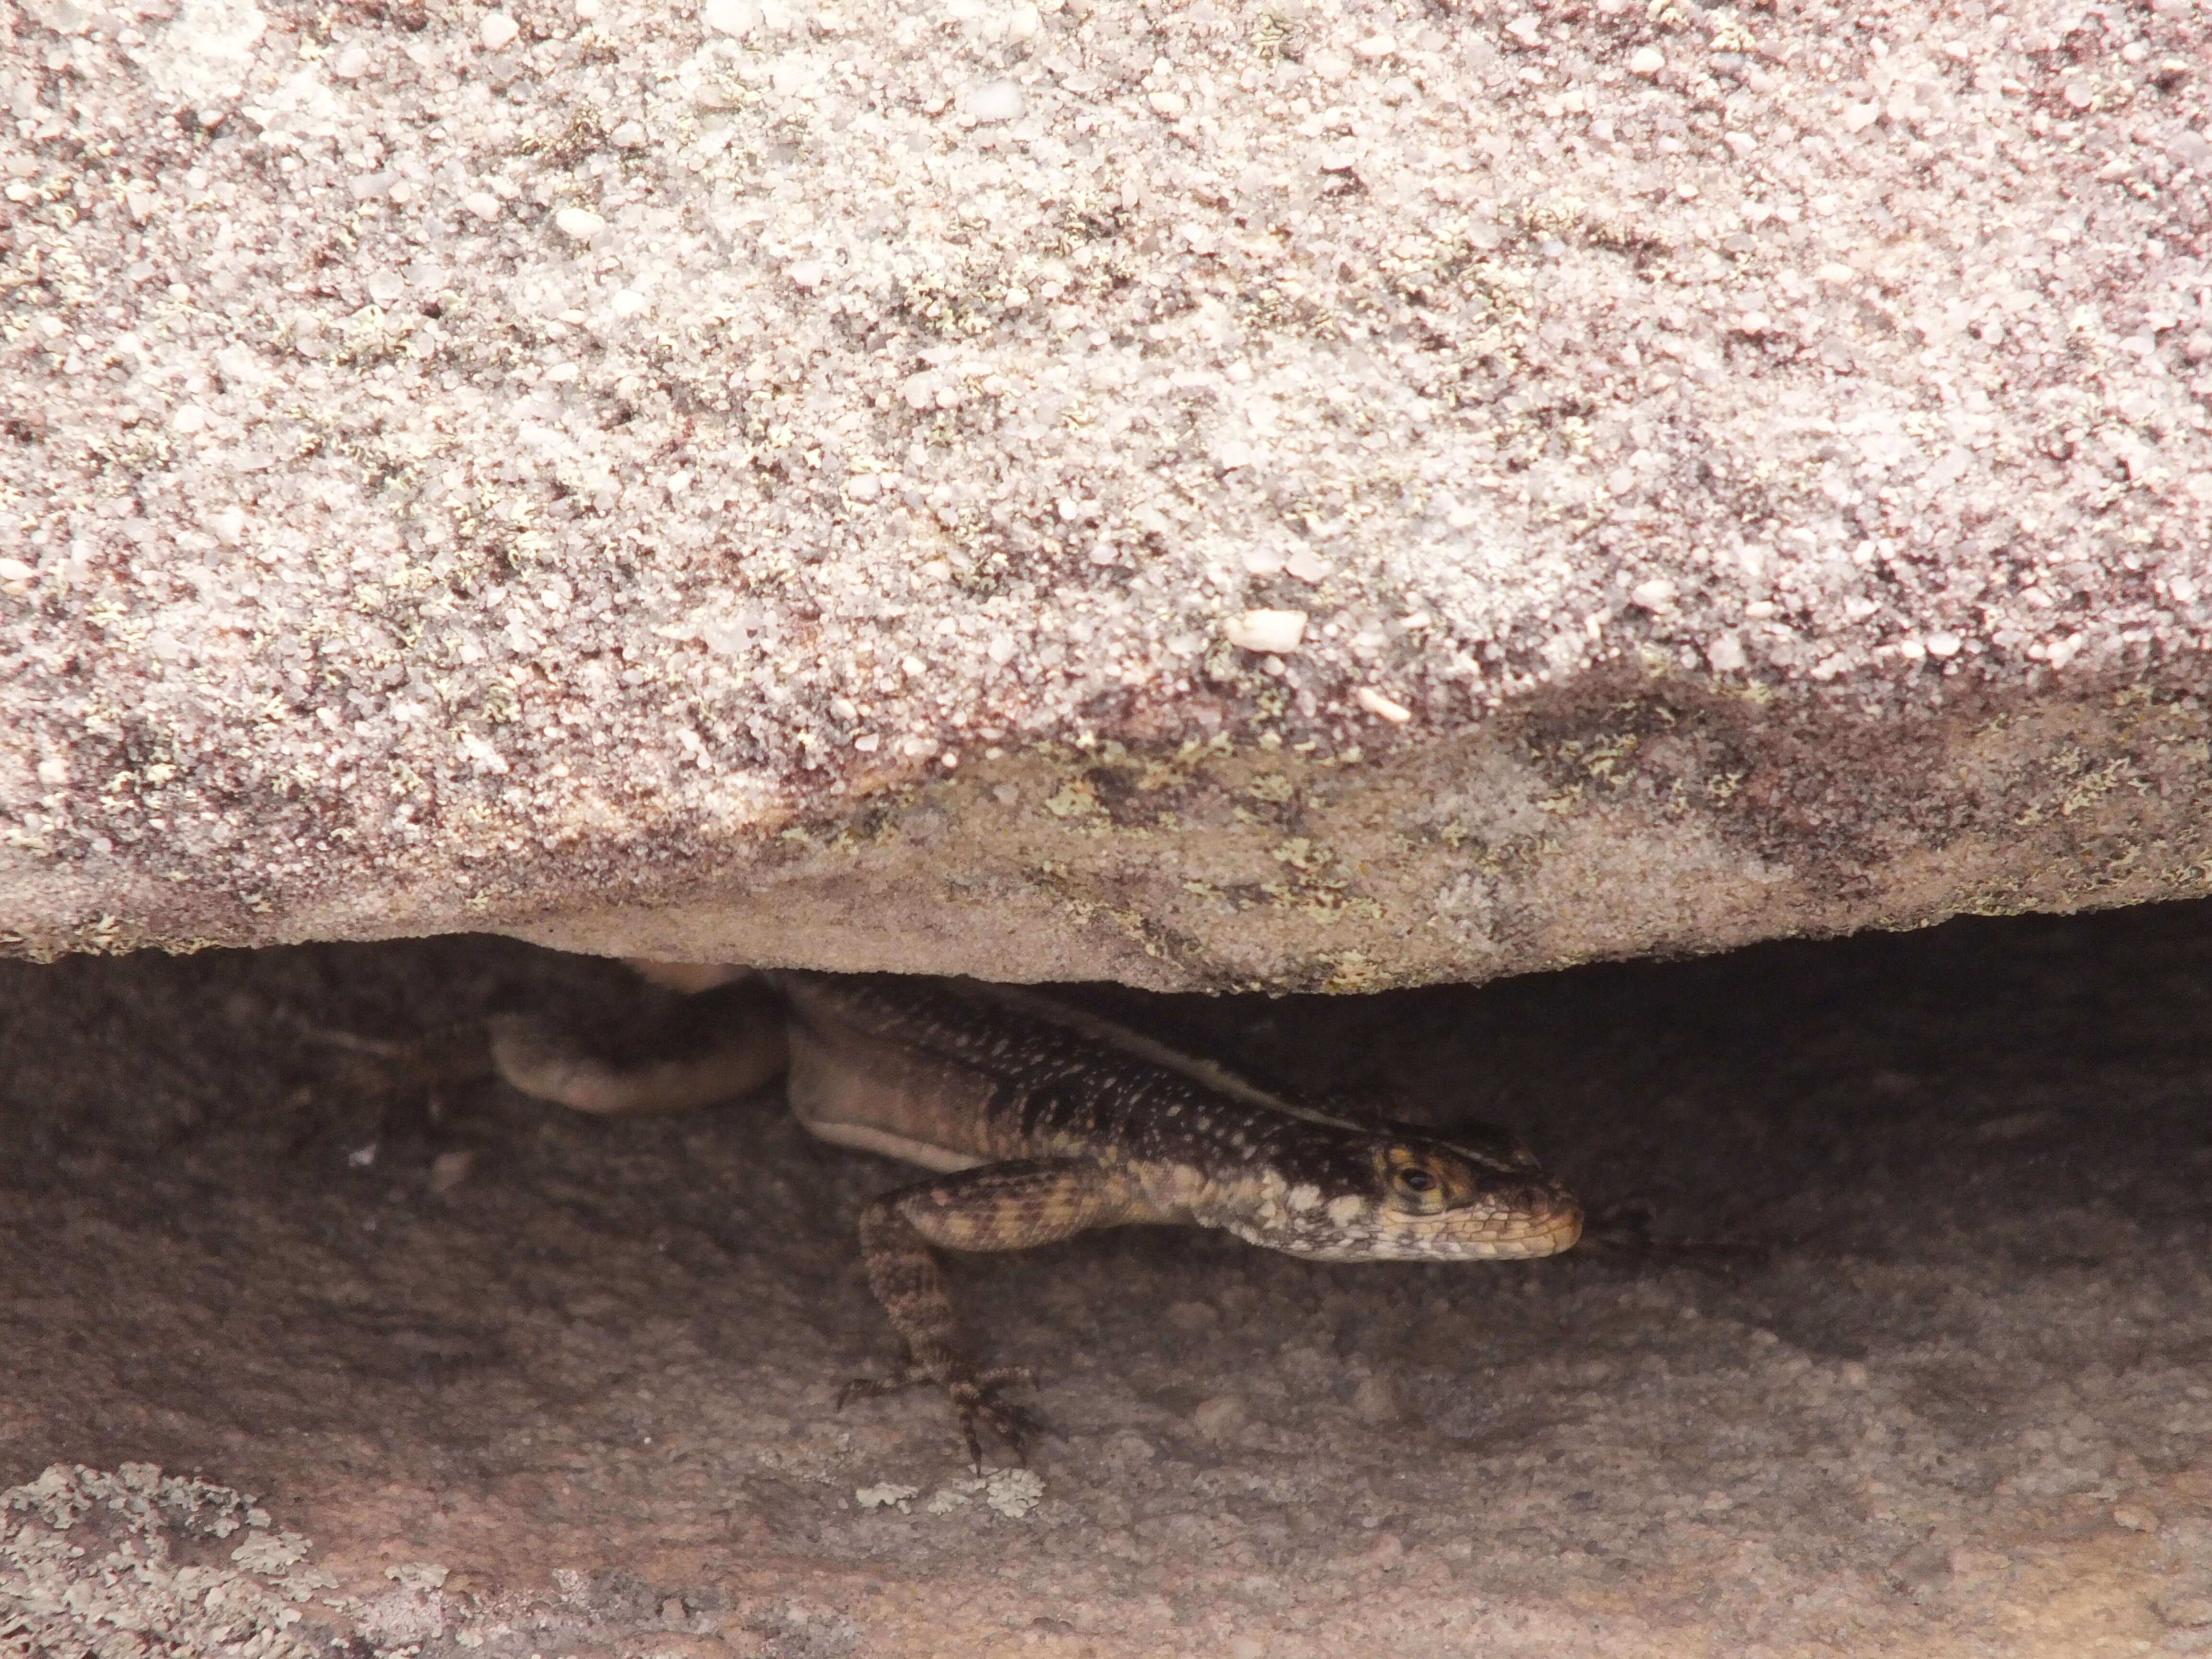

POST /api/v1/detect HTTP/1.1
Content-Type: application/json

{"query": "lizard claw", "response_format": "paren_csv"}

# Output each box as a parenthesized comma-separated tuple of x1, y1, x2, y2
(837, 1361, 1046, 1468)
(836, 1366, 919, 1411)
(948, 1369, 1046, 1470)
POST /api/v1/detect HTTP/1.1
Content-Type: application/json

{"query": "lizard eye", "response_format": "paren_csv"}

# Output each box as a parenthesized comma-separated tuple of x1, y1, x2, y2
(1378, 1145, 1454, 1212)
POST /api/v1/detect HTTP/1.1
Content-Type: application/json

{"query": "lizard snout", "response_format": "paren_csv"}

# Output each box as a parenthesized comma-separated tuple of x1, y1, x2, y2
(1499, 1180, 1585, 1256)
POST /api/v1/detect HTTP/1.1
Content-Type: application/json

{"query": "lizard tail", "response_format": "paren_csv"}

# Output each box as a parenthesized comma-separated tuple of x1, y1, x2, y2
(623, 958, 756, 994)
(489, 989, 789, 1117)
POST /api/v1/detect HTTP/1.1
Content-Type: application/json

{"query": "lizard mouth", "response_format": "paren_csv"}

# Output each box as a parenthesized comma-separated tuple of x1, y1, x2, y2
(1484, 1187, 1585, 1257)
(1532, 1197, 1587, 1254)
(1352, 1185, 1583, 1262)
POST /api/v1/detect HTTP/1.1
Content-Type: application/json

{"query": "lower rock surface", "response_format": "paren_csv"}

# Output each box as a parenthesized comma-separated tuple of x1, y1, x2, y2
(4, 904, 2211, 1657)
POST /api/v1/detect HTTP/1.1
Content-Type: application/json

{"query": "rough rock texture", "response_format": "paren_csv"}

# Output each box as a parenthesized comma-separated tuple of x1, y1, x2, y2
(3, 0, 2212, 984)
(10, 904, 2212, 1657)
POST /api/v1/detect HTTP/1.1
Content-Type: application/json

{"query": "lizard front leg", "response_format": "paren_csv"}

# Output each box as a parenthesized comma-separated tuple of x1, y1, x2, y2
(847, 1157, 1126, 1468)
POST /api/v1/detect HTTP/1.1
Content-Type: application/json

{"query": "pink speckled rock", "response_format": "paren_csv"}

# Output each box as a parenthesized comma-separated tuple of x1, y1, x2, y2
(0, 0, 2208, 985)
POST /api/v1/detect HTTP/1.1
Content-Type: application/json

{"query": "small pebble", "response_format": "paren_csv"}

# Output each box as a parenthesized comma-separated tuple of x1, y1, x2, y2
(1223, 610, 1307, 654)
(1351, 1374, 1407, 1424)
(1191, 1395, 1247, 1439)
(1355, 686, 1413, 724)
(1166, 1299, 1220, 1333)
(966, 81, 1025, 123)
(702, 0, 756, 35)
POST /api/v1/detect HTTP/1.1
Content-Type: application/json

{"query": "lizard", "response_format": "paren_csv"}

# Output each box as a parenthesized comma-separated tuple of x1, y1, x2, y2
(489, 965, 1585, 1468)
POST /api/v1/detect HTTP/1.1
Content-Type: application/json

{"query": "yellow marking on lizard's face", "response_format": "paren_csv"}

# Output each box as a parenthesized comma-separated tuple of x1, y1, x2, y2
(1380, 1142, 1460, 1215)
(1363, 1141, 1582, 1258)
(1225, 1127, 1582, 1264)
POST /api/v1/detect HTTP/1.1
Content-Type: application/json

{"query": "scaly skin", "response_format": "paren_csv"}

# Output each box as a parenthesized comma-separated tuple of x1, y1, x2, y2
(493, 968, 1583, 1467)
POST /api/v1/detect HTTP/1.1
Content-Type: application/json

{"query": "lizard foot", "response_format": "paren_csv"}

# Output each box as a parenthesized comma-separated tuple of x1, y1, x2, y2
(839, 1363, 1046, 1469)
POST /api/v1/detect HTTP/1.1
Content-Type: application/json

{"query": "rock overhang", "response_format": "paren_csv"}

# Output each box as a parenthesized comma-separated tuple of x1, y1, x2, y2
(0, 0, 2207, 986)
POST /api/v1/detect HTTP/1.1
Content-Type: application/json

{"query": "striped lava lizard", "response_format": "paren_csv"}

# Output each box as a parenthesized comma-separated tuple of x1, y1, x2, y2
(491, 965, 1584, 1468)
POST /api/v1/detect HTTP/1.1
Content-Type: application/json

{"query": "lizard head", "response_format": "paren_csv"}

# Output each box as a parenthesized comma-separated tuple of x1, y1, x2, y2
(1233, 1122, 1583, 1263)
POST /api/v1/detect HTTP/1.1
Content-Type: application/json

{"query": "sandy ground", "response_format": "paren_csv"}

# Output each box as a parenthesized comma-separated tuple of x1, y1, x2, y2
(8, 902, 2212, 1657)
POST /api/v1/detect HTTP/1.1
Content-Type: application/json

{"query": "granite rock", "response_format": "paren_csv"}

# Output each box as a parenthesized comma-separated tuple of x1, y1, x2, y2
(1, 0, 2210, 984)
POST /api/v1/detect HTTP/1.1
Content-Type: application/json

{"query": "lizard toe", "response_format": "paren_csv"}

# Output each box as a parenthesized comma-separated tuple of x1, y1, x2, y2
(949, 1377, 1052, 1469)
(836, 1363, 924, 1411)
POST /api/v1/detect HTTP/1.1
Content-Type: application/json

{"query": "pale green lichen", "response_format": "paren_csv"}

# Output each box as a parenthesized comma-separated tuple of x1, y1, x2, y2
(1, 1464, 346, 1659)
(852, 1482, 919, 1513)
